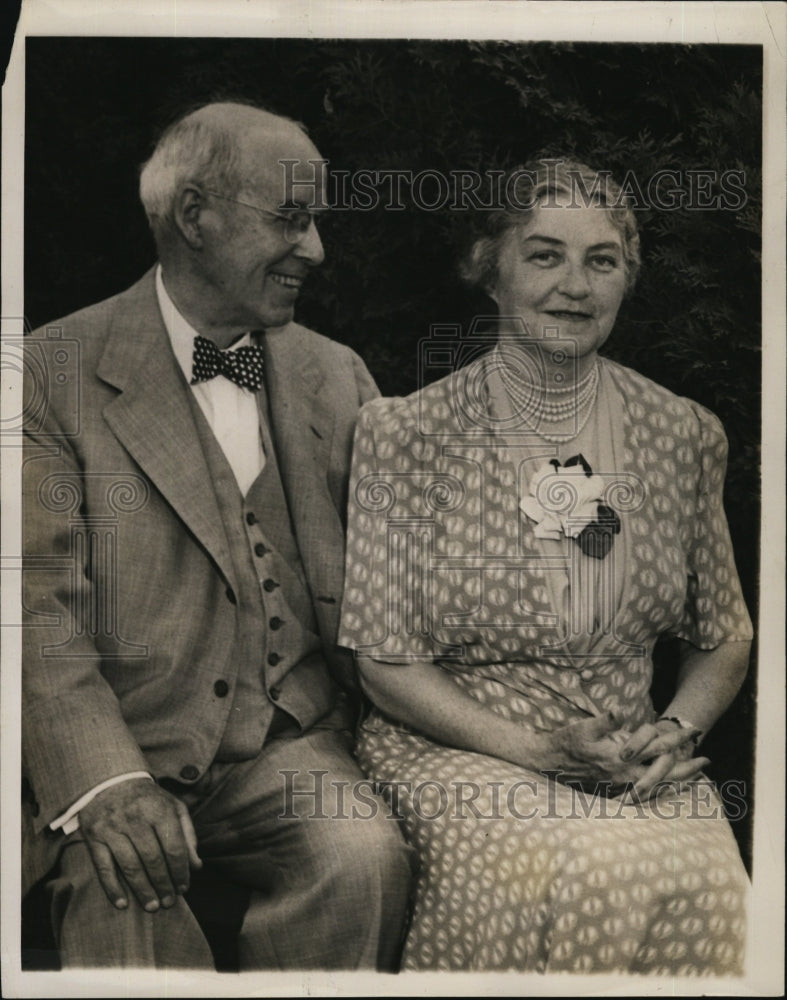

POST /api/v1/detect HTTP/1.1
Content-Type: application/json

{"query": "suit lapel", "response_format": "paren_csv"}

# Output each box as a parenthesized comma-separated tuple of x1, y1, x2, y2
(97, 270, 237, 589)
(263, 325, 344, 614)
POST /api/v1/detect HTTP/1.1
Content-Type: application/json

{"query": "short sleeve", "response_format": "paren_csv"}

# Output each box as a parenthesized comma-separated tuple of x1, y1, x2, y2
(339, 397, 447, 663)
(674, 403, 754, 648)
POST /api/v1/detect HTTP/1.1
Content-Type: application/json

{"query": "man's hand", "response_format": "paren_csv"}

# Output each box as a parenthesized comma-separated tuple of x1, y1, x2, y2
(78, 777, 202, 911)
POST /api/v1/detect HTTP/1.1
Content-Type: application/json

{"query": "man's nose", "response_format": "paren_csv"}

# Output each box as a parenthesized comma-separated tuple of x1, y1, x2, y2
(294, 217, 325, 266)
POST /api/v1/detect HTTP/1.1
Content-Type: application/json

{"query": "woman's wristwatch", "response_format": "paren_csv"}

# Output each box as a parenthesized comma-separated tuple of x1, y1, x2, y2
(658, 715, 703, 745)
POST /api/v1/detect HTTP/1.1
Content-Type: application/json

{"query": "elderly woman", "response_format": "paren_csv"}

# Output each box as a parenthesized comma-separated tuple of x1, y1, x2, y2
(339, 159, 753, 975)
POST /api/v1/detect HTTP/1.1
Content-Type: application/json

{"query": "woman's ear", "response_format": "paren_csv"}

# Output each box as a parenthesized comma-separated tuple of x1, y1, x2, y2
(469, 236, 500, 305)
(483, 263, 500, 305)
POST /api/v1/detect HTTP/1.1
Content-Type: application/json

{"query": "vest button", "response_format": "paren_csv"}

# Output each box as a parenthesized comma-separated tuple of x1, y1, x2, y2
(580, 669, 594, 682)
(269, 686, 281, 701)
(263, 578, 279, 592)
(180, 765, 199, 781)
(254, 543, 267, 558)
(214, 679, 229, 697)
(225, 587, 236, 604)
(246, 511, 257, 526)
(268, 652, 281, 666)
(269, 616, 283, 630)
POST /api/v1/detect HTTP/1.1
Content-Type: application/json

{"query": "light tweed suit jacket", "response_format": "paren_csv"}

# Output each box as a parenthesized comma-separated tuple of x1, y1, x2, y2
(21, 267, 379, 892)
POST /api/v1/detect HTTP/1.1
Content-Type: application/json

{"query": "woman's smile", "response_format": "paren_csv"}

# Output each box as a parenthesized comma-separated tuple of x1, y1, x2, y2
(543, 308, 594, 321)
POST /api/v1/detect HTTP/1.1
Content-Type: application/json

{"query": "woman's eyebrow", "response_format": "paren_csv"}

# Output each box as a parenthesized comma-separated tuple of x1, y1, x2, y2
(588, 241, 623, 252)
(521, 235, 622, 252)
(521, 234, 564, 245)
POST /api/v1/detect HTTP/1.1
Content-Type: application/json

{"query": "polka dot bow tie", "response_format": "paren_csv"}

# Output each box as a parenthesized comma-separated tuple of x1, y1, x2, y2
(191, 334, 265, 392)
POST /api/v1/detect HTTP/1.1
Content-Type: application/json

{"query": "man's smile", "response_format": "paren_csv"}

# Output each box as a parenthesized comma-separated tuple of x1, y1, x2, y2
(269, 272, 304, 289)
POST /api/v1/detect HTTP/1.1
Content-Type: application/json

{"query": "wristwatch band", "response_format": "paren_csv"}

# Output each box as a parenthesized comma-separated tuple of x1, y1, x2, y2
(658, 716, 702, 744)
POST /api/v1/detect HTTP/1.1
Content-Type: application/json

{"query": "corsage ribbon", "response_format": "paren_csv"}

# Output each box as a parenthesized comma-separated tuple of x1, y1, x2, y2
(519, 454, 621, 560)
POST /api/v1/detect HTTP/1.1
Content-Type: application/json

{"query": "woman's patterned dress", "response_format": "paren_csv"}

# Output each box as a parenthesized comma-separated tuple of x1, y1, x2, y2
(340, 354, 753, 975)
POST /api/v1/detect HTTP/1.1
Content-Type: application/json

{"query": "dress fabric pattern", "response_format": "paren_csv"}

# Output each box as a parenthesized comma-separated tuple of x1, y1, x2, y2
(339, 355, 753, 974)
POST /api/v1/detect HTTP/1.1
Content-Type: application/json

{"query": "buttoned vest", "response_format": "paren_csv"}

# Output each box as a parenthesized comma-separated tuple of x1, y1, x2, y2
(188, 387, 339, 760)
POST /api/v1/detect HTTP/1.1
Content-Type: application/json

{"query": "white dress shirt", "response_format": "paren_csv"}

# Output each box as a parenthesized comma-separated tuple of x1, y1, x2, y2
(157, 264, 266, 494)
(50, 266, 266, 834)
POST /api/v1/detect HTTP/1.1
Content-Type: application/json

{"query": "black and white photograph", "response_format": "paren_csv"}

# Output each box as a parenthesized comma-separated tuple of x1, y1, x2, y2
(1, 1, 784, 996)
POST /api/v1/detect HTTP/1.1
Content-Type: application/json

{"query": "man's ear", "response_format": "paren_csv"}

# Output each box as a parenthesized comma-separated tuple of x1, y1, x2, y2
(173, 184, 205, 250)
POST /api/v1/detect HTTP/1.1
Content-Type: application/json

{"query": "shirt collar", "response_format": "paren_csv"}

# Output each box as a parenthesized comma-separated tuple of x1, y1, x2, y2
(155, 264, 251, 383)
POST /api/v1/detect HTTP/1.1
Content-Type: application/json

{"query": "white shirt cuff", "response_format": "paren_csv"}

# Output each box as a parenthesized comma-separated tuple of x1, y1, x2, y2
(49, 772, 153, 835)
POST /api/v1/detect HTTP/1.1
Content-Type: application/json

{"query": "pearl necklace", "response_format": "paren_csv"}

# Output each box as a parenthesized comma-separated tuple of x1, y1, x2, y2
(495, 347, 600, 442)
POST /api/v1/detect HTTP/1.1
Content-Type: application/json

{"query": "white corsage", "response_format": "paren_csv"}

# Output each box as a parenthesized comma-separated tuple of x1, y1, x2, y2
(519, 455, 621, 559)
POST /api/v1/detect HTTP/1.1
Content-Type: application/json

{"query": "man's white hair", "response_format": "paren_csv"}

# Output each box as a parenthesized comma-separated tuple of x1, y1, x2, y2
(138, 102, 303, 243)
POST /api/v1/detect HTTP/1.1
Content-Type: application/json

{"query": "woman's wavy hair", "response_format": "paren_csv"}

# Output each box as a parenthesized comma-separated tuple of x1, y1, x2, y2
(459, 158, 641, 297)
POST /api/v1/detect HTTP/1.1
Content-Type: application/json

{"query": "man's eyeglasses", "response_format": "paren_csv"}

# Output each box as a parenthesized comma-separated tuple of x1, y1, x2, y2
(205, 190, 326, 244)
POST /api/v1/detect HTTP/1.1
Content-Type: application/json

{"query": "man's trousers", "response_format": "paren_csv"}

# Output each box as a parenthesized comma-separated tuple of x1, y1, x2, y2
(45, 727, 415, 969)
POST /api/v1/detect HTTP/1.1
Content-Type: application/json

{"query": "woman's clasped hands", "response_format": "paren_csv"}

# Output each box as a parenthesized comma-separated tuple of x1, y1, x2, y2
(540, 712, 709, 802)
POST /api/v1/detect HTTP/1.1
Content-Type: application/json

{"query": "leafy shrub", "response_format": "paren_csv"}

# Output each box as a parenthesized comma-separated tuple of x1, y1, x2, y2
(25, 38, 761, 865)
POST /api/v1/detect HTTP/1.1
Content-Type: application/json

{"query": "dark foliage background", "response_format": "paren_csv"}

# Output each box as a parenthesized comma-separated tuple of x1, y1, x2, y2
(24, 38, 761, 867)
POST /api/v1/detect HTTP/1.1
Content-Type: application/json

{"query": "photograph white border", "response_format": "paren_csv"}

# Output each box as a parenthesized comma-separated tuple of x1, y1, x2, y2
(2, 2, 784, 997)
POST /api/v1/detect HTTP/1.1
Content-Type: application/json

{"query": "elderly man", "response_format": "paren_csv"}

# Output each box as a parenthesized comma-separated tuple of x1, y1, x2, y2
(22, 101, 412, 970)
